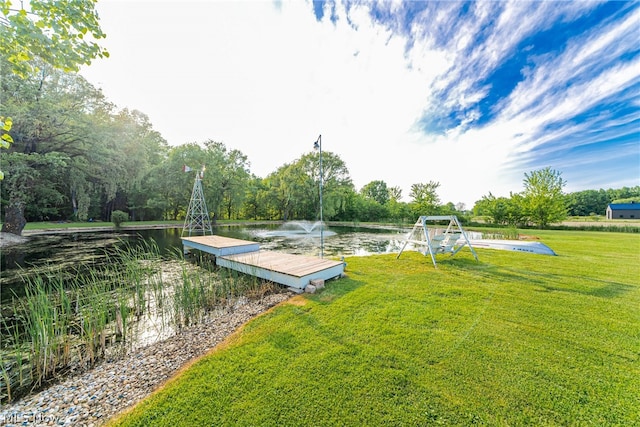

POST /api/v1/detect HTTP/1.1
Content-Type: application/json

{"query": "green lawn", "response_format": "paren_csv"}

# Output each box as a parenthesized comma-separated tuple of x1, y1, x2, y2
(110, 230, 639, 426)
(16, 219, 273, 230)
(14, 220, 179, 230)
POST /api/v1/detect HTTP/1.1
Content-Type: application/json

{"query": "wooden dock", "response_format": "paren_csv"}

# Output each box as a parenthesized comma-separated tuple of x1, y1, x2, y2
(182, 235, 260, 256)
(181, 235, 344, 290)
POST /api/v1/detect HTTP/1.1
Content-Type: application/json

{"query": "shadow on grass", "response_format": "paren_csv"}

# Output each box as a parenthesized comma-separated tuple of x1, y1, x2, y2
(539, 278, 636, 299)
(442, 258, 550, 286)
(437, 257, 486, 270)
(444, 258, 635, 299)
(496, 266, 637, 299)
(310, 275, 366, 305)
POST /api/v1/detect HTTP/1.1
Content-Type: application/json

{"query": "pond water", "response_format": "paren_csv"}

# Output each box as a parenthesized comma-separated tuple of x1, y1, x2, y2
(1, 223, 409, 303)
(0, 222, 412, 399)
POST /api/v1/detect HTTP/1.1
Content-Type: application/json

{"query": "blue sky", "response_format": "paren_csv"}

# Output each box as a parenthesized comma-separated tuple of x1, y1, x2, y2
(81, 0, 640, 208)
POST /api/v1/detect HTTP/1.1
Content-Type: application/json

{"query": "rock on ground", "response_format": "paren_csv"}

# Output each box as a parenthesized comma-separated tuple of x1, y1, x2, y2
(0, 292, 292, 427)
(0, 232, 28, 248)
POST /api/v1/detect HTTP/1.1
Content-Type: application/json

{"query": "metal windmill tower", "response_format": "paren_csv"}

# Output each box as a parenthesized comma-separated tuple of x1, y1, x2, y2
(182, 166, 213, 237)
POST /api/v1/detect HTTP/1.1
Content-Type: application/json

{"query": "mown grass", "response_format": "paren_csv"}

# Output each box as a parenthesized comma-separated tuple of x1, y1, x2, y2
(108, 231, 639, 425)
(19, 220, 183, 230)
(17, 219, 277, 231)
(15, 218, 640, 232)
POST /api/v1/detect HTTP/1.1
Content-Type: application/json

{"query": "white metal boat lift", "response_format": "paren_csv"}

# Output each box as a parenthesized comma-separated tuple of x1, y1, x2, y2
(396, 215, 478, 268)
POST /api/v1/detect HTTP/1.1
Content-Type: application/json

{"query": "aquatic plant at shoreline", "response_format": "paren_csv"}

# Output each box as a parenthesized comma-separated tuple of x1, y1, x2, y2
(0, 240, 280, 403)
(171, 251, 265, 329)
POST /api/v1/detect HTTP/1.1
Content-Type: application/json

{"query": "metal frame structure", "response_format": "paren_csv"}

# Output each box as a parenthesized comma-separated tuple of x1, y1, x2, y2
(313, 134, 324, 258)
(181, 168, 213, 237)
(396, 215, 478, 268)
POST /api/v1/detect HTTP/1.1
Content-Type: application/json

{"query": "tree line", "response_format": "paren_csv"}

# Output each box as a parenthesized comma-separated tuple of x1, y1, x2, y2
(2, 61, 639, 235)
(2, 3, 639, 235)
(474, 178, 639, 228)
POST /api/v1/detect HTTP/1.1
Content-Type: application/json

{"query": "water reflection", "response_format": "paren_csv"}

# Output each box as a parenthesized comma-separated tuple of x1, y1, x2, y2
(240, 223, 406, 257)
(256, 221, 337, 238)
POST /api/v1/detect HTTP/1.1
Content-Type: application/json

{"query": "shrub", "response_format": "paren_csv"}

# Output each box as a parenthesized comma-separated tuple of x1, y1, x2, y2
(111, 210, 129, 228)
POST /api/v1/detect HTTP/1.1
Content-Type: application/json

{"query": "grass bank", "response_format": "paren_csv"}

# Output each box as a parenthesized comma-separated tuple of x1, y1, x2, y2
(109, 230, 640, 426)
(20, 220, 181, 230)
(14, 218, 640, 236)
(16, 220, 279, 235)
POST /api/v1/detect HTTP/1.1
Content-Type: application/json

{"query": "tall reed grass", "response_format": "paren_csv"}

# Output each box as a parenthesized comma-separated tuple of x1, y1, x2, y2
(0, 239, 278, 403)
(479, 226, 520, 240)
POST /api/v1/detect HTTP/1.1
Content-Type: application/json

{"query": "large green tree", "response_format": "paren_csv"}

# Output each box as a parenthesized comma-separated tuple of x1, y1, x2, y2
(522, 167, 567, 228)
(1, 62, 170, 228)
(388, 186, 402, 202)
(106, 109, 168, 221)
(241, 176, 270, 220)
(301, 150, 353, 220)
(201, 141, 251, 221)
(268, 162, 304, 221)
(1, 0, 108, 232)
(146, 143, 204, 221)
(360, 180, 390, 206)
(0, 116, 13, 179)
(262, 151, 353, 221)
(409, 181, 441, 217)
(474, 192, 526, 226)
(0, 0, 108, 78)
(566, 189, 610, 217)
(144, 142, 252, 222)
(1, 152, 68, 234)
(1, 65, 107, 230)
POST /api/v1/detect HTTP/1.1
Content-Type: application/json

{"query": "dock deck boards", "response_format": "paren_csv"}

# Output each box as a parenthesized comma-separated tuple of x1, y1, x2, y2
(220, 250, 344, 278)
(181, 235, 260, 256)
(182, 235, 257, 248)
(181, 235, 344, 289)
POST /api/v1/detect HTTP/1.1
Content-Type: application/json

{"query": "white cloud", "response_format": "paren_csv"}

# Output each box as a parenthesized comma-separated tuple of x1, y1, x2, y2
(492, 8, 640, 163)
(81, 0, 638, 209)
(84, 1, 443, 198)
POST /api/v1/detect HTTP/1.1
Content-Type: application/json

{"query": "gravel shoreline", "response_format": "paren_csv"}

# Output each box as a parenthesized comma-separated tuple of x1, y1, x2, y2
(0, 292, 293, 427)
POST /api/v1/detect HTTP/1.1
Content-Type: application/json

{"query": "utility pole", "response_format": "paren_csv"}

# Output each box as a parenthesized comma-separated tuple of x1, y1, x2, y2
(313, 134, 324, 258)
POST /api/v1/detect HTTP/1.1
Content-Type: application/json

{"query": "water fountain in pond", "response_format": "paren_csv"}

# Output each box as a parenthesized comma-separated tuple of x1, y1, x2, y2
(257, 221, 336, 238)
